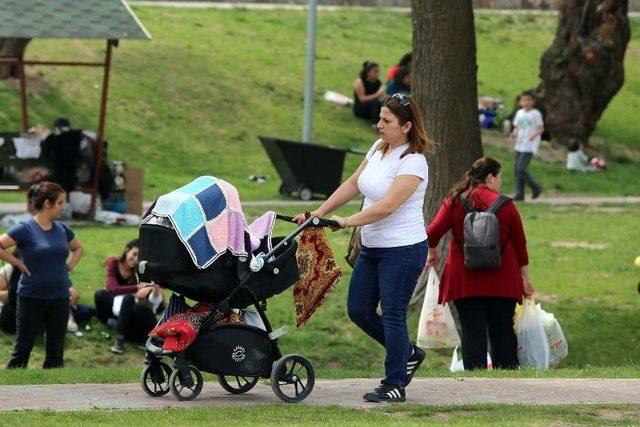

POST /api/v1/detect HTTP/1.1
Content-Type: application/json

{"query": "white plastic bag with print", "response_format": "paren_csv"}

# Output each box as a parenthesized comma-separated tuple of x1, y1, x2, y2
(515, 298, 550, 370)
(449, 346, 493, 372)
(417, 268, 461, 349)
(538, 304, 568, 367)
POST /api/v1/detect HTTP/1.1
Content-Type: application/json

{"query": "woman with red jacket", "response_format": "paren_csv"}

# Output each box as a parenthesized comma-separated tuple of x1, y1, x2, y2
(426, 157, 534, 370)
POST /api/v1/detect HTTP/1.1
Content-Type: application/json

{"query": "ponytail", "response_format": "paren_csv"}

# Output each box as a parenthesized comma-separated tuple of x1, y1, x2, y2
(447, 157, 502, 200)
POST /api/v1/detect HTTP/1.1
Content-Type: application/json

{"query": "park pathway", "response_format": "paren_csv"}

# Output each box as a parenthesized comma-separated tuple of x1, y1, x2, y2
(1, 377, 640, 412)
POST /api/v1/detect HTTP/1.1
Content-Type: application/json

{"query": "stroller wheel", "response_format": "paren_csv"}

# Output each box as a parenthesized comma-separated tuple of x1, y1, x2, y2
(218, 375, 259, 394)
(169, 365, 203, 401)
(140, 362, 172, 397)
(270, 354, 315, 403)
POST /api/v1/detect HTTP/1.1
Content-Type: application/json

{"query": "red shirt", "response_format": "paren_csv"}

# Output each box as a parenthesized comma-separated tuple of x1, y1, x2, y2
(104, 257, 138, 296)
(426, 185, 528, 304)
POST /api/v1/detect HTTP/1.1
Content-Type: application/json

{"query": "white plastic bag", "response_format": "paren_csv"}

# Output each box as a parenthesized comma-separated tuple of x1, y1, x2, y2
(449, 346, 493, 372)
(417, 268, 461, 349)
(538, 305, 568, 367)
(515, 298, 550, 370)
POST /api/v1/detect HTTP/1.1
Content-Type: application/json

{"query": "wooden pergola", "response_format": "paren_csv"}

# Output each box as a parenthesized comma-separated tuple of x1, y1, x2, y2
(0, 0, 151, 218)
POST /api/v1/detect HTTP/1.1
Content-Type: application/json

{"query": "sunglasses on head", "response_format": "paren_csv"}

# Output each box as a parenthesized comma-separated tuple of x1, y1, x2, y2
(390, 93, 410, 108)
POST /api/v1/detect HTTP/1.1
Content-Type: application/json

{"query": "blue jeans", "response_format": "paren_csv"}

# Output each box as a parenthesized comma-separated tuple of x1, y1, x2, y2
(347, 240, 428, 387)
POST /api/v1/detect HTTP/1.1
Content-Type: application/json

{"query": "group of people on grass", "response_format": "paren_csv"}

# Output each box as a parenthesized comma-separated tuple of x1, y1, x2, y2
(0, 89, 541, 405)
(0, 183, 163, 369)
(352, 53, 412, 131)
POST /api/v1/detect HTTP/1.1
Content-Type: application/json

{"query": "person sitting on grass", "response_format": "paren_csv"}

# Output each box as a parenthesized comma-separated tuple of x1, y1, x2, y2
(353, 61, 386, 131)
(386, 66, 411, 96)
(0, 249, 20, 334)
(94, 239, 165, 354)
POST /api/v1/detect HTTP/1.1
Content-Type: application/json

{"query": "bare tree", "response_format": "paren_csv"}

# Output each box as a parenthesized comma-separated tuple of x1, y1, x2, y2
(539, 0, 630, 147)
(410, 0, 483, 304)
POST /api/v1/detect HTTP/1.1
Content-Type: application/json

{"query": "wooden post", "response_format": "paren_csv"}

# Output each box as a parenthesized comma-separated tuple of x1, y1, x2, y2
(17, 55, 28, 132)
(88, 39, 116, 220)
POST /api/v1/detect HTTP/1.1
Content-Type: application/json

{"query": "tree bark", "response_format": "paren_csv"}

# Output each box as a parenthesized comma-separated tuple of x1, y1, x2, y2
(410, 0, 483, 305)
(538, 0, 630, 147)
(0, 38, 30, 79)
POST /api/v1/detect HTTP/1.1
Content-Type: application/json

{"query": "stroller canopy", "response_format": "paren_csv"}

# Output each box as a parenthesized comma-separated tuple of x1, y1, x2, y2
(143, 176, 275, 269)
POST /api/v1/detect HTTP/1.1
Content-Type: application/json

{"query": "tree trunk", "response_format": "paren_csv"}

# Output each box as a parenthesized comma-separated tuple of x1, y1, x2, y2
(410, 0, 483, 305)
(0, 38, 30, 79)
(538, 0, 630, 147)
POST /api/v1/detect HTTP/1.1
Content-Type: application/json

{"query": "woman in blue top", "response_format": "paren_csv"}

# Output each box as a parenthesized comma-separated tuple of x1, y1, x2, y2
(0, 182, 84, 368)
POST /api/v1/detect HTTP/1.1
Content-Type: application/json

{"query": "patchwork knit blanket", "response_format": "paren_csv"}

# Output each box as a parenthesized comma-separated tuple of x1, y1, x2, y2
(144, 176, 275, 269)
(293, 227, 343, 327)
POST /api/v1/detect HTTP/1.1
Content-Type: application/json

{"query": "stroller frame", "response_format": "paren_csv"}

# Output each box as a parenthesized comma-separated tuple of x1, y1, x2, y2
(140, 214, 337, 403)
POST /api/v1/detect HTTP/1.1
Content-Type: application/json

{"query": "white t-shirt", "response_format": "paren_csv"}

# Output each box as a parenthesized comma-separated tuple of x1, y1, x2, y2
(567, 149, 589, 172)
(514, 108, 544, 153)
(357, 139, 428, 248)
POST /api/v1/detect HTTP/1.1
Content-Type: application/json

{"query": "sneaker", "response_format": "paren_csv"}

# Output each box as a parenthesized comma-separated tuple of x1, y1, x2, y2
(512, 195, 525, 202)
(110, 335, 125, 354)
(406, 345, 426, 386)
(532, 188, 543, 200)
(363, 383, 406, 403)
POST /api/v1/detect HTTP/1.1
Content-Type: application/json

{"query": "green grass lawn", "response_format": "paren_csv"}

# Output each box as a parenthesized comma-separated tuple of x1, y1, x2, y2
(2, 404, 640, 426)
(0, 9, 638, 201)
(1, 203, 639, 380)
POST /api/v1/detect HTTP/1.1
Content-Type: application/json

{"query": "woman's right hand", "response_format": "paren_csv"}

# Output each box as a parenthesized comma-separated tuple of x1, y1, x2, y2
(426, 248, 439, 269)
(16, 260, 31, 276)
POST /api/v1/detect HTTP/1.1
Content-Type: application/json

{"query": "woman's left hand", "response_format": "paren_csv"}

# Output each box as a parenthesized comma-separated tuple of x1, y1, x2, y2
(523, 278, 535, 297)
(328, 215, 346, 231)
(136, 286, 152, 300)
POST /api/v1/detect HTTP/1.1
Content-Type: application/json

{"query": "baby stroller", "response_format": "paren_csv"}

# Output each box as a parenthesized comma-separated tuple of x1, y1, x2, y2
(136, 183, 337, 403)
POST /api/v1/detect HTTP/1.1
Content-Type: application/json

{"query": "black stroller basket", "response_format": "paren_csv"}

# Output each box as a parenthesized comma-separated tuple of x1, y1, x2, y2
(137, 216, 299, 308)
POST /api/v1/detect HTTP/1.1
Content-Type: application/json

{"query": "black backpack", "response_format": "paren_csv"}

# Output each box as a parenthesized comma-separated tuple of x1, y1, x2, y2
(459, 194, 511, 270)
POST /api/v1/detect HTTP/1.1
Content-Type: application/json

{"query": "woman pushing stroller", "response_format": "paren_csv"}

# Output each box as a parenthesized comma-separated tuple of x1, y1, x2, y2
(294, 93, 434, 403)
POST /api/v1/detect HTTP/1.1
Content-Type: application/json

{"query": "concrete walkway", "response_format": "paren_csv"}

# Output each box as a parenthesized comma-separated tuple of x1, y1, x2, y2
(1, 377, 640, 412)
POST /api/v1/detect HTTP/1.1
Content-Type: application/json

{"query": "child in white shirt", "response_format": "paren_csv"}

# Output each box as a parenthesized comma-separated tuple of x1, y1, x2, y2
(512, 91, 544, 201)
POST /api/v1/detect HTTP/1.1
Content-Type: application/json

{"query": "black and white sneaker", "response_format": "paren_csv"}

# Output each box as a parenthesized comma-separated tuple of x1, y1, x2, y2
(363, 383, 406, 403)
(406, 345, 426, 386)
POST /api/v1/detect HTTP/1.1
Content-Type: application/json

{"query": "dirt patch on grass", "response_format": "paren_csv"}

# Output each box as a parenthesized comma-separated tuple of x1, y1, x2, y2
(430, 411, 452, 422)
(596, 408, 640, 421)
(551, 206, 628, 214)
(550, 241, 609, 250)
(3, 69, 52, 96)
(536, 292, 560, 303)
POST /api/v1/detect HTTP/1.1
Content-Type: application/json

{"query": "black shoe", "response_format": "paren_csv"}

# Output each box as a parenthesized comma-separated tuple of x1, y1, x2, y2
(532, 188, 543, 199)
(110, 335, 124, 354)
(406, 345, 426, 386)
(512, 195, 525, 202)
(363, 383, 406, 403)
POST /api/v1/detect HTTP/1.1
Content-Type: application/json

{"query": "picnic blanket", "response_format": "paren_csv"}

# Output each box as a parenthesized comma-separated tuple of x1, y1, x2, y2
(143, 176, 275, 269)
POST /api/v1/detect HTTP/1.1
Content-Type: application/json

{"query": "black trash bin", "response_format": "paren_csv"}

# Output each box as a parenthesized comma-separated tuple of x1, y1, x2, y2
(259, 136, 365, 200)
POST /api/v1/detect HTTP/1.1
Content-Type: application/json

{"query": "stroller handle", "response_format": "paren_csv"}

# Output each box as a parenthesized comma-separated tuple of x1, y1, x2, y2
(276, 214, 340, 229)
